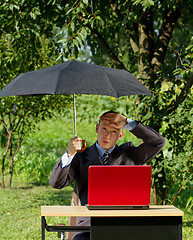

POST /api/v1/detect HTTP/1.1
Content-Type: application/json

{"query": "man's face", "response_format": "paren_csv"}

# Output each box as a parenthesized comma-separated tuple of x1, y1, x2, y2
(96, 120, 124, 150)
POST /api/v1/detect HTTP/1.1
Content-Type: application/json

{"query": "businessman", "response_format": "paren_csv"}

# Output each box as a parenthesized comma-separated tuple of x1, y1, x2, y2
(49, 111, 166, 240)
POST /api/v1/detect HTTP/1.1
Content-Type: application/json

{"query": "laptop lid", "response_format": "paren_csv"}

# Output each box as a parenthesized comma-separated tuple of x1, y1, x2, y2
(87, 165, 152, 207)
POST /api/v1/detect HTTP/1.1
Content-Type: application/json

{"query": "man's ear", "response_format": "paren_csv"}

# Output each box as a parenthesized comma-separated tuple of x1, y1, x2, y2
(96, 123, 99, 133)
(118, 131, 124, 140)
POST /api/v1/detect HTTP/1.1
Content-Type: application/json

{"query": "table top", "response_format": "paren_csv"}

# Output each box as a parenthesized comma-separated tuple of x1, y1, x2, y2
(41, 205, 184, 217)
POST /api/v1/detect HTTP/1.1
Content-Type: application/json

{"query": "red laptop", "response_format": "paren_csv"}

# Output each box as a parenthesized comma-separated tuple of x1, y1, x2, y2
(87, 165, 152, 210)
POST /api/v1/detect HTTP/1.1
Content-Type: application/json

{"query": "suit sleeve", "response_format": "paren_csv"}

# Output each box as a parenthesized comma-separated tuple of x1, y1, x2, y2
(49, 157, 77, 189)
(129, 122, 166, 165)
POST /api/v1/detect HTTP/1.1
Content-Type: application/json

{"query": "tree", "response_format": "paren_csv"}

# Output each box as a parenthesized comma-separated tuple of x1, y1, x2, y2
(43, 0, 193, 203)
(1, 0, 192, 203)
(0, 1, 70, 188)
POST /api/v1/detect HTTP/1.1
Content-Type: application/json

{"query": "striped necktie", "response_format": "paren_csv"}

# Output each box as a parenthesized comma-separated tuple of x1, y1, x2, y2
(102, 151, 109, 165)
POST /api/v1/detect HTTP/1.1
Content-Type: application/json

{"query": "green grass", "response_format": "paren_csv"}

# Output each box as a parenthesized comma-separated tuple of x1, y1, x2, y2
(0, 179, 73, 239)
(183, 211, 193, 240)
(0, 179, 192, 239)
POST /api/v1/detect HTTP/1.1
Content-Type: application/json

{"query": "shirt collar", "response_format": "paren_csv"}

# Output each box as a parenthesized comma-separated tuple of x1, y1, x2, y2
(95, 141, 115, 159)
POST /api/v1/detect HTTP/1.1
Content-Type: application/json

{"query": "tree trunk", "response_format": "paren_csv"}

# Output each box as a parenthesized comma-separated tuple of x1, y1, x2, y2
(1, 132, 12, 188)
(8, 139, 13, 188)
(8, 158, 14, 188)
(1, 156, 5, 188)
(7, 136, 22, 188)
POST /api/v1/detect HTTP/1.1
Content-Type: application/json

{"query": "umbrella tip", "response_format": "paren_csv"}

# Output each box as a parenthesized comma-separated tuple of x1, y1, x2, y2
(10, 100, 17, 114)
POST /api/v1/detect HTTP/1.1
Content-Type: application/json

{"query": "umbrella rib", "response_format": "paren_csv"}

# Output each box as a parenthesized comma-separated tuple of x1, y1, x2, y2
(0, 74, 24, 96)
(54, 60, 73, 94)
(104, 71, 119, 98)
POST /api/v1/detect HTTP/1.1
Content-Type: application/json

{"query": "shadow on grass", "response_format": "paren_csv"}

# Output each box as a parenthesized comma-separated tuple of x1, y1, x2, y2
(19, 185, 34, 190)
(29, 180, 50, 186)
(45, 188, 73, 206)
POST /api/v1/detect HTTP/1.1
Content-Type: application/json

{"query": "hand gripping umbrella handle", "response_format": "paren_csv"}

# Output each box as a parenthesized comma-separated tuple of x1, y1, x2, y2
(77, 140, 86, 153)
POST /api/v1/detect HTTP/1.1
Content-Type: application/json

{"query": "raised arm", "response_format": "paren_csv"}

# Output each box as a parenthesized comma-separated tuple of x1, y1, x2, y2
(128, 122, 166, 165)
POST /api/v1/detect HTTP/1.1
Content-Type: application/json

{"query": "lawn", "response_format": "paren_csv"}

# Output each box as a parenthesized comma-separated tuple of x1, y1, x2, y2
(0, 179, 73, 239)
(0, 179, 192, 239)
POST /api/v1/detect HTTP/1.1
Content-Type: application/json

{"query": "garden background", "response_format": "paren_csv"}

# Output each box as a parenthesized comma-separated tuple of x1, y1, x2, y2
(0, 0, 193, 239)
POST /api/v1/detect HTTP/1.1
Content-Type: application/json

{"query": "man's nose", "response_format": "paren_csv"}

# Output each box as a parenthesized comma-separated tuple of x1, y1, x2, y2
(105, 131, 111, 138)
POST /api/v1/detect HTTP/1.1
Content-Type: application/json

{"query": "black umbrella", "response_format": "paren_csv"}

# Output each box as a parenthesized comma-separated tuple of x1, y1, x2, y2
(0, 59, 152, 137)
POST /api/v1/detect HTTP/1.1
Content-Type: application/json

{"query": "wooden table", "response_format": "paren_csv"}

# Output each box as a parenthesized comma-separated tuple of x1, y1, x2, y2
(41, 205, 184, 240)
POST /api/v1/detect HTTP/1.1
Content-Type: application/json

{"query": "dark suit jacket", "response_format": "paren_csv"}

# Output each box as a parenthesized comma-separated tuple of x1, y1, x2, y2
(49, 122, 165, 235)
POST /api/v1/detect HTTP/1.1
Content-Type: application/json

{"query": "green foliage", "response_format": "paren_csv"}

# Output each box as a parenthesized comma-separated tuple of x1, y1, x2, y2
(173, 42, 193, 79)
(131, 0, 155, 10)
(186, 197, 193, 212)
(72, 95, 140, 123)
(0, 0, 192, 206)
(13, 117, 97, 184)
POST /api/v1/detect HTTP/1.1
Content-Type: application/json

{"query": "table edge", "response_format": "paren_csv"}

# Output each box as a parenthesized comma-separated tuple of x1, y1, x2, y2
(41, 205, 184, 217)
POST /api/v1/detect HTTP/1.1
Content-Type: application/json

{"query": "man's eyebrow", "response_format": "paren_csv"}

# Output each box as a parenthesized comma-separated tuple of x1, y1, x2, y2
(102, 124, 120, 131)
(113, 127, 120, 131)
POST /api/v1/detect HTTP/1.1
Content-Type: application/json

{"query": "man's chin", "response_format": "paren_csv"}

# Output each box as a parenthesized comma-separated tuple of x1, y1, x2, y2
(101, 142, 111, 149)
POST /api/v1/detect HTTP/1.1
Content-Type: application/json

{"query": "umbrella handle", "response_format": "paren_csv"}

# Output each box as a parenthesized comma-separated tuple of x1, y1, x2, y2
(77, 140, 86, 153)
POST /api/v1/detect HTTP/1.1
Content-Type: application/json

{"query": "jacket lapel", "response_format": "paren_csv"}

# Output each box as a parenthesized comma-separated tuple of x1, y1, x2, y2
(108, 145, 120, 165)
(84, 143, 102, 165)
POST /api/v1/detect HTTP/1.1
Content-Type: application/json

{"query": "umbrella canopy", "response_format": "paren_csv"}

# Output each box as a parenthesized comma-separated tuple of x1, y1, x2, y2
(0, 59, 152, 139)
(0, 59, 152, 97)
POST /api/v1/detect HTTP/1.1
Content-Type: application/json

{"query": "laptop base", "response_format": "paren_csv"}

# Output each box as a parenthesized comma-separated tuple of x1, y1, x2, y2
(86, 204, 149, 210)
